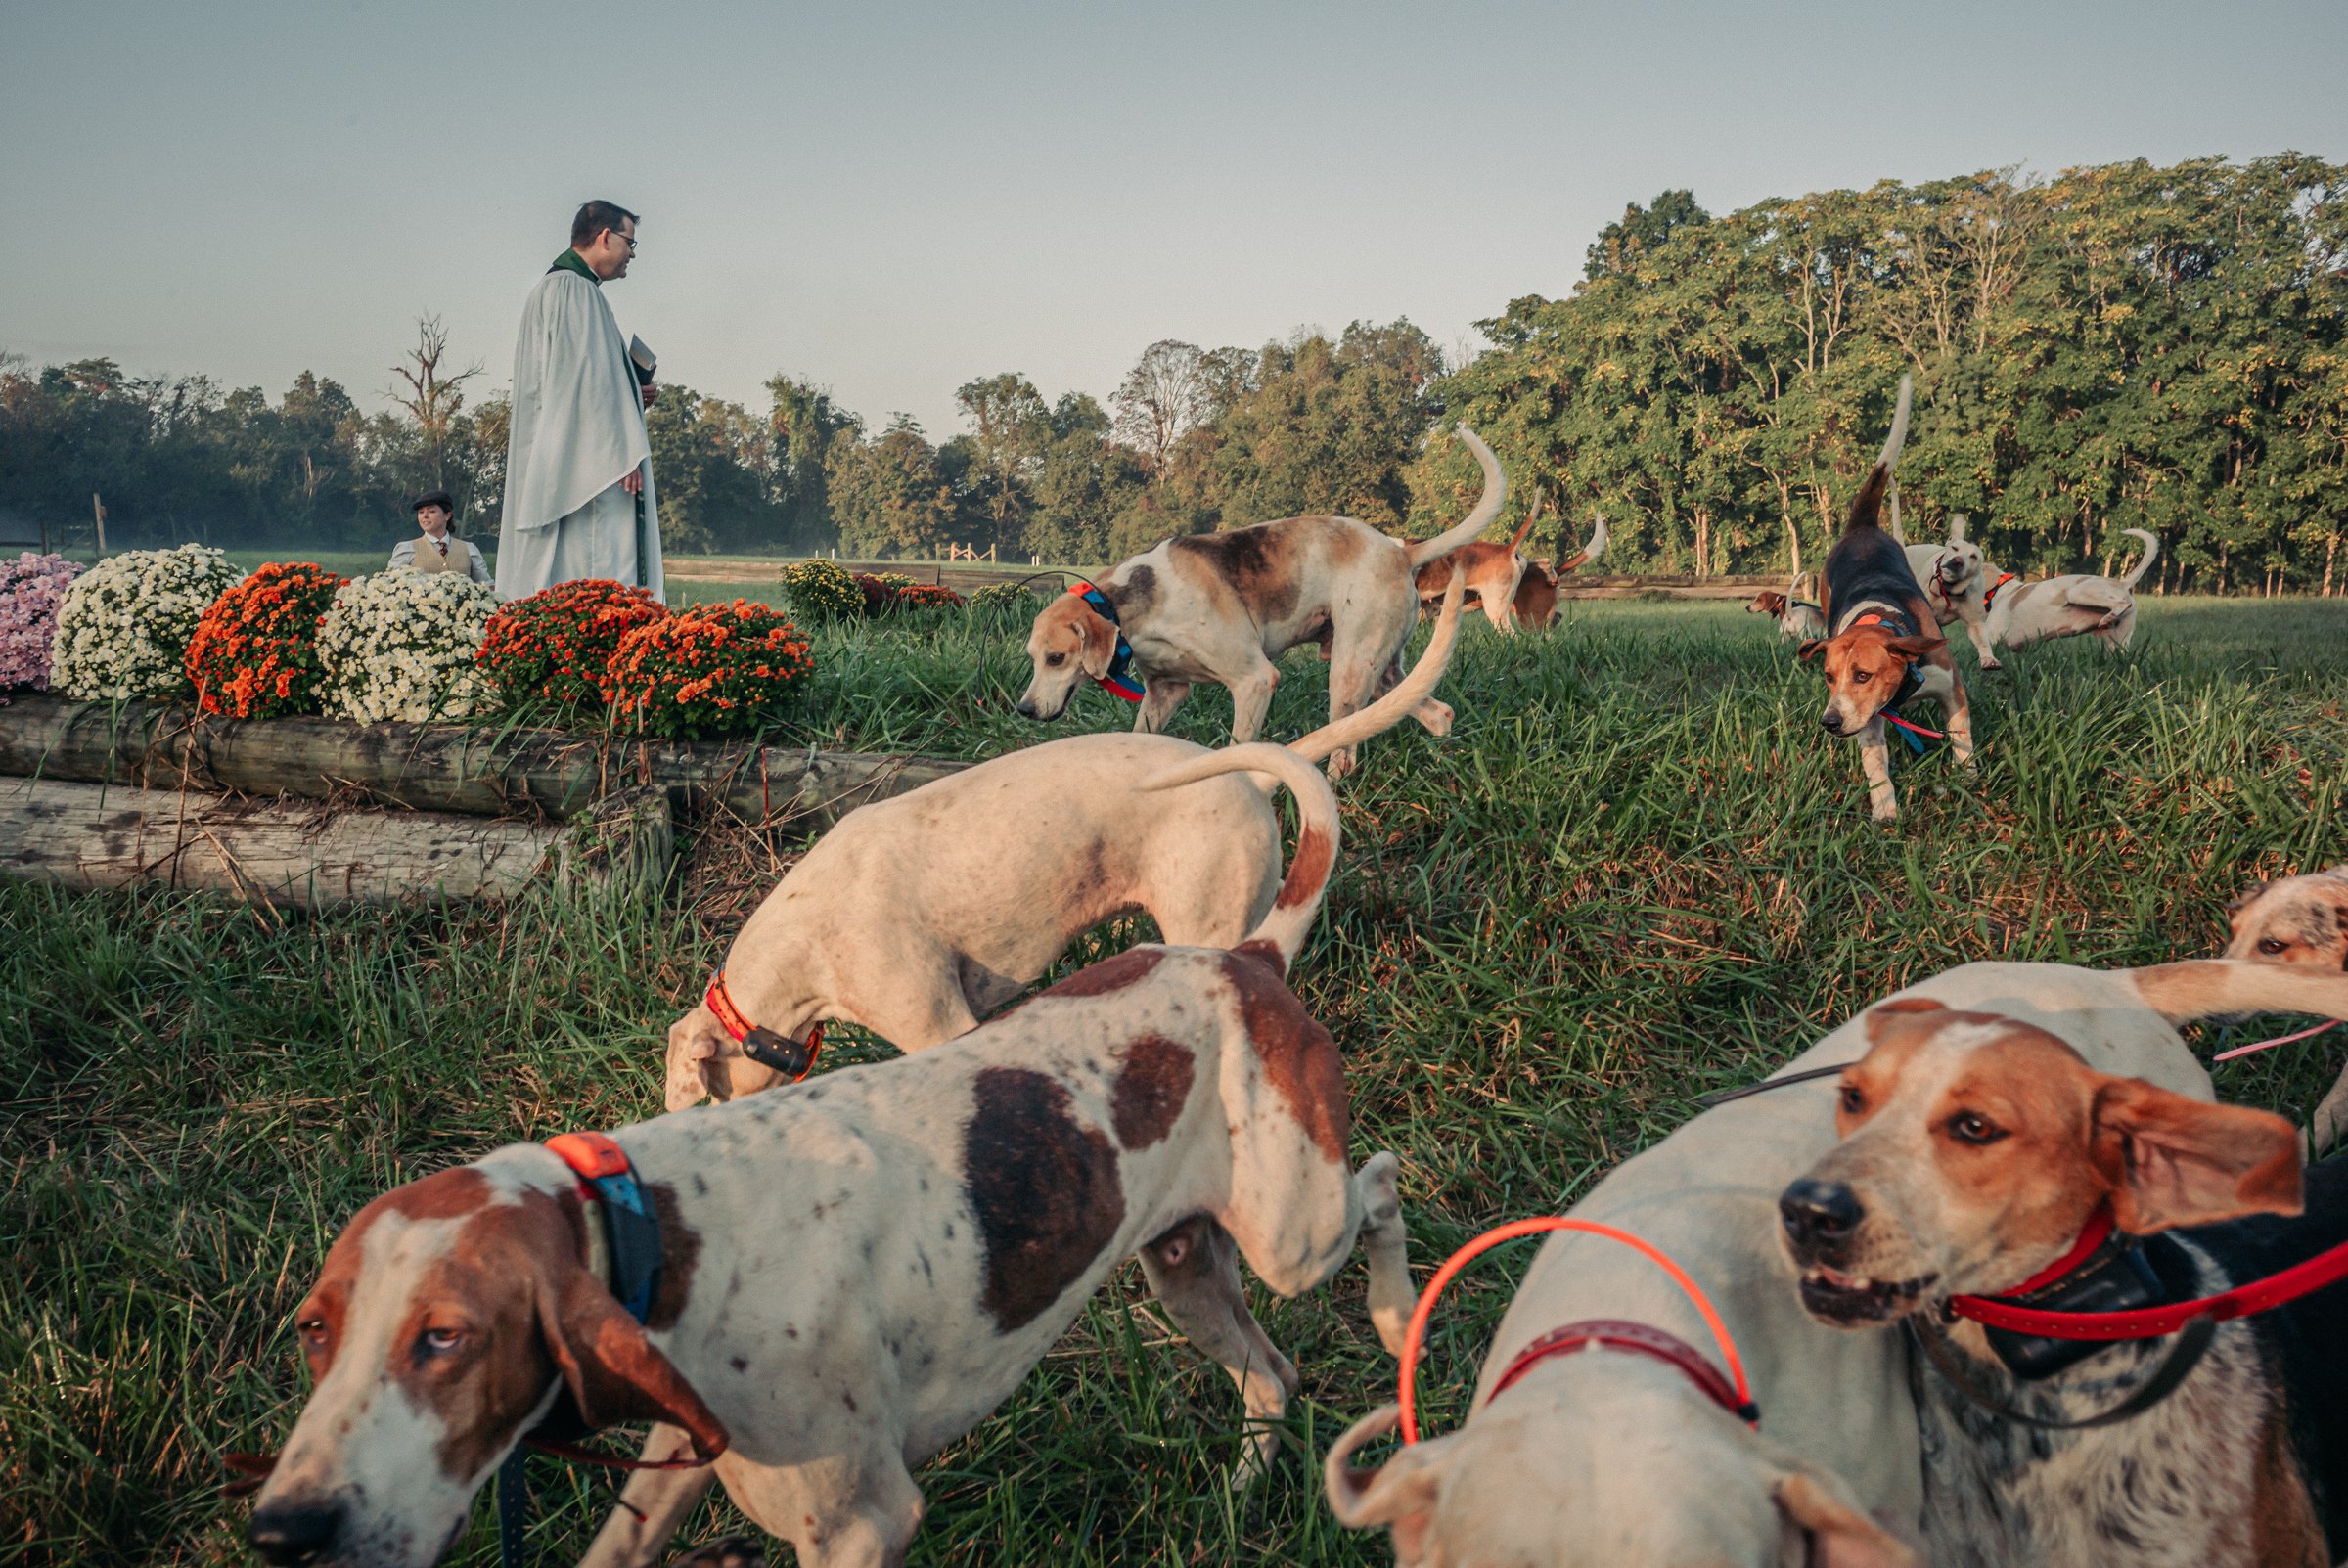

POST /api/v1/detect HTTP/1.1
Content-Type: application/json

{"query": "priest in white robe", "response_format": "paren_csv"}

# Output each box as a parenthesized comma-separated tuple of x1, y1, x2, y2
(495, 200, 664, 601)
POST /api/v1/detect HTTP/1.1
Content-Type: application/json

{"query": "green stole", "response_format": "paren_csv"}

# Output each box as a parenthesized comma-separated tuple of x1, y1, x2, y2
(548, 248, 599, 283)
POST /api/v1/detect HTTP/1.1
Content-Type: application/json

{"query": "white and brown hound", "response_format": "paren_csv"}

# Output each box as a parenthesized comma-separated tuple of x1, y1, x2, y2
(1909, 515, 2160, 668)
(1016, 425, 1504, 778)
(1748, 571, 1828, 642)
(1323, 957, 2348, 1568)
(1801, 379, 1976, 823)
(246, 758, 1413, 1568)
(1410, 493, 1606, 635)
(2225, 864, 2348, 1153)
(663, 574, 1465, 1111)
(1779, 993, 2348, 1568)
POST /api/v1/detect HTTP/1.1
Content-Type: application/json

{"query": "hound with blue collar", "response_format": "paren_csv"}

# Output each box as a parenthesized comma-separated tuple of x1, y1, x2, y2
(1798, 378, 1976, 824)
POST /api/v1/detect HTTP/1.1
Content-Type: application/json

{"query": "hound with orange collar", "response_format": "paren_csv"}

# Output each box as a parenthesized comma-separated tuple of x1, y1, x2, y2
(1015, 425, 1504, 779)
(663, 573, 1464, 1111)
(1747, 571, 1828, 642)
(1779, 993, 2348, 1568)
(245, 760, 1414, 1568)
(1800, 378, 1976, 823)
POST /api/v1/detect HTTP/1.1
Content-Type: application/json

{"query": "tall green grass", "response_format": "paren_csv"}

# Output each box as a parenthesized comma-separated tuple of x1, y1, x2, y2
(1, 598, 2341, 1564)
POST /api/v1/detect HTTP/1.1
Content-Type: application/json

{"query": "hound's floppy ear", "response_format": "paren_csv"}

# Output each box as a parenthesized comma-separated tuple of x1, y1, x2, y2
(1074, 606, 1119, 679)
(2089, 1076, 2303, 1235)
(538, 1255, 730, 1460)
(1773, 1466, 1919, 1568)
(1949, 513, 1970, 543)
(1885, 635, 1946, 661)
(1324, 1407, 1449, 1563)
(1797, 639, 1829, 662)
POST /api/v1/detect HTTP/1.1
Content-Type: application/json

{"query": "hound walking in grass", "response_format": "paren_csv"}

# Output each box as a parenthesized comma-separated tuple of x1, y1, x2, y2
(1411, 493, 1605, 635)
(2224, 863, 2348, 1153)
(1800, 378, 1976, 823)
(1748, 571, 1827, 642)
(1015, 425, 1504, 777)
(247, 765, 1413, 1568)
(1908, 515, 2160, 668)
(663, 575, 1464, 1110)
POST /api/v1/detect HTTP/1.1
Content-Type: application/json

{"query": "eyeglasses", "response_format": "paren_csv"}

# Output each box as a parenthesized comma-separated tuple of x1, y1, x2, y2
(609, 230, 639, 252)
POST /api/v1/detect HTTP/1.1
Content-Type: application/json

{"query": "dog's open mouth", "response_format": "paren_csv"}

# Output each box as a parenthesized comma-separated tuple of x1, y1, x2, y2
(1797, 1266, 1935, 1323)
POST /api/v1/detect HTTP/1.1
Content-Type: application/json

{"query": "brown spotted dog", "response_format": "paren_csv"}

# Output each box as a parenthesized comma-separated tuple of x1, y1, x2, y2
(1749, 572, 1828, 642)
(1016, 424, 1505, 779)
(244, 742, 1413, 1568)
(1780, 997, 2348, 1568)
(1800, 378, 1976, 823)
(2226, 864, 2348, 1153)
(1410, 498, 1605, 635)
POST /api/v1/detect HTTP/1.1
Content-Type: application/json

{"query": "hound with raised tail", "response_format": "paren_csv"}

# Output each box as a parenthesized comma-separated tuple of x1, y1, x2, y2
(245, 759, 1415, 1568)
(1411, 491, 1606, 635)
(2224, 862, 2348, 1153)
(1800, 377, 1976, 823)
(1324, 957, 2348, 1568)
(1015, 425, 1505, 778)
(663, 573, 1466, 1111)
(1779, 985, 2348, 1568)
(1908, 515, 2160, 668)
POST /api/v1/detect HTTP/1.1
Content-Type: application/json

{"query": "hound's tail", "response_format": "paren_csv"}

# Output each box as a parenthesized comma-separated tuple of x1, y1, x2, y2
(1505, 489, 1545, 554)
(2130, 960, 2348, 1027)
(1137, 570, 1467, 974)
(1843, 375, 1915, 535)
(1407, 427, 1509, 567)
(2117, 529, 2160, 592)
(1557, 514, 1607, 572)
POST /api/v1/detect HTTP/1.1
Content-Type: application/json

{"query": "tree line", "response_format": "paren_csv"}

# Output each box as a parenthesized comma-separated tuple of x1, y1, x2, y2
(4, 153, 2342, 590)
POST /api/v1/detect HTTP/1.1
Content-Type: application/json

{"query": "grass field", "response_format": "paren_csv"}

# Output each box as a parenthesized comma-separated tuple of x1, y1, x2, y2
(4, 596, 2345, 1566)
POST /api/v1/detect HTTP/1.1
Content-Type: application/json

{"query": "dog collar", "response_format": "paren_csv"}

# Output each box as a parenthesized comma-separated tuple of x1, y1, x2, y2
(1489, 1319, 1760, 1425)
(704, 968, 823, 1081)
(1068, 581, 1145, 703)
(543, 1132, 664, 1324)
(1983, 571, 2018, 611)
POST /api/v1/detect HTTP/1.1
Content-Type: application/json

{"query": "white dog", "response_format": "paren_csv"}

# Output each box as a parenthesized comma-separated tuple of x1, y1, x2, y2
(246, 759, 1414, 1568)
(665, 575, 1466, 1111)
(1909, 516, 2159, 668)
(1323, 958, 2348, 1568)
(1015, 426, 1505, 777)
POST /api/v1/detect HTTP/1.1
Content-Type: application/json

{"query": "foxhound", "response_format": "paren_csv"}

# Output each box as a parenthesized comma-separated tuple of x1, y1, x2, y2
(1747, 571, 1828, 642)
(1908, 515, 2160, 668)
(664, 574, 1465, 1111)
(1800, 379, 1976, 823)
(1780, 990, 2348, 1568)
(1016, 426, 1504, 778)
(2225, 863, 2348, 1153)
(1410, 495, 1605, 635)
(246, 755, 1413, 1568)
(1325, 958, 2348, 1568)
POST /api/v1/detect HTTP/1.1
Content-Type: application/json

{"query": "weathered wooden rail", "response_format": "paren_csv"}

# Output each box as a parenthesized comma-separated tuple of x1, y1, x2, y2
(0, 695, 966, 829)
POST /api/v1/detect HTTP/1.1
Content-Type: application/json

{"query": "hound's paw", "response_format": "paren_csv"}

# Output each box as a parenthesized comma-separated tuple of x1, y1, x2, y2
(669, 1537, 767, 1568)
(1981, 659, 2004, 671)
(1326, 749, 1357, 783)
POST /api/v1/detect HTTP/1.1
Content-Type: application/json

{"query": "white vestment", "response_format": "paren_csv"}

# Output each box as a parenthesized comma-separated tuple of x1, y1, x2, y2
(495, 267, 663, 601)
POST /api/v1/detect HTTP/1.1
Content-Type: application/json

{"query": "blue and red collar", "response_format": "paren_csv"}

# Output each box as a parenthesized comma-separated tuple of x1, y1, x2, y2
(1069, 581, 1145, 702)
(544, 1132, 664, 1323)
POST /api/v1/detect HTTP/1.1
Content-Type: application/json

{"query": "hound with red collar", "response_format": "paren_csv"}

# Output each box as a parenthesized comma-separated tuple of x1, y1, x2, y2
(1779, 992, 2348, 1568)
(1325, 957, 2348, 1568)
(1908, 515, 2160, 669)
(663, 573, 1464, 1111)
(1799, 378, 1977, 823)
(245, 752, 1414, 1568)
(1015, 425, 1504, 779)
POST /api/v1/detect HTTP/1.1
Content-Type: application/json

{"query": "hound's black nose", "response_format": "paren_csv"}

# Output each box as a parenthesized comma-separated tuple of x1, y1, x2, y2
(248, 1501, 344, 1566)
(1780, 1180, 1864, 1251)
(1820, 710, 1845, 735)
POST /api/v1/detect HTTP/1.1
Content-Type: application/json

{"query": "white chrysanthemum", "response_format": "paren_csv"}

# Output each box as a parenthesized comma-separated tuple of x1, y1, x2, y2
(318, 571, 500, 724)
(49, 545, 244, 700)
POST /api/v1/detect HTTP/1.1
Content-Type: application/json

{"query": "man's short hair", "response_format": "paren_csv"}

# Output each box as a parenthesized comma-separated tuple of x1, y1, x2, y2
(571, 200, 639, 248)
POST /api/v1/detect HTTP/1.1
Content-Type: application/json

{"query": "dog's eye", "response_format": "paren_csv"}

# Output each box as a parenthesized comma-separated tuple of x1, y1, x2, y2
(1838, 1085, 1865, 1116)
(419, 1327, 466, 1355)
(1044, 652, 1065, 668)
(1947, 1111, 2005, 1146)
(297, 1317, 329, 1347)
(2257, 937, 2289, 956)
(1852, 670, 1872, 685)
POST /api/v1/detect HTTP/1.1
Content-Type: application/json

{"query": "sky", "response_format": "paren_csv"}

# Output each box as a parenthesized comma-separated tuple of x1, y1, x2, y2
(5, 1, 2344, 438)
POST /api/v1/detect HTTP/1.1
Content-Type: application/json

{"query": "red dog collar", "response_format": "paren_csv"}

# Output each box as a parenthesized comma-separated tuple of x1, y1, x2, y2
(1489, 1319, 1760, 1425)
(1983, 571, 2018, 611)
(704, 969, 824, 1082)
